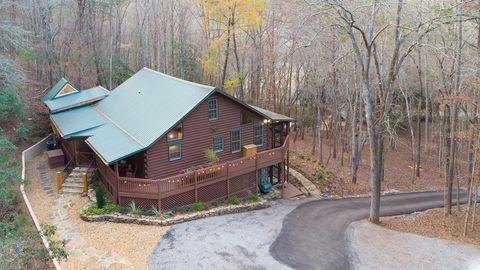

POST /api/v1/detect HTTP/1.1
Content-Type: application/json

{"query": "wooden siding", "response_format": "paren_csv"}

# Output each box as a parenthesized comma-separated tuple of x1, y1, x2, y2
(59, 137, 94, 166)
(146, 92, 272, 179)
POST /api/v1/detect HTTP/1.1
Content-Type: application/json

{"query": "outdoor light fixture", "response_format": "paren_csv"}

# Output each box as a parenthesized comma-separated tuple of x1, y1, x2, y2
(263, 119, 268, 124)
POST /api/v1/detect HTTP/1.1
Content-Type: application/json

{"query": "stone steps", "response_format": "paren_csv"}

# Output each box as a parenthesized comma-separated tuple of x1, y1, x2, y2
(62, 167, 95, 194)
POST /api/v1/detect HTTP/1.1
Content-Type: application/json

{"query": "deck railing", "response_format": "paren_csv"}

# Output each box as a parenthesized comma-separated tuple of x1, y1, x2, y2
(98, 135, 289, 210)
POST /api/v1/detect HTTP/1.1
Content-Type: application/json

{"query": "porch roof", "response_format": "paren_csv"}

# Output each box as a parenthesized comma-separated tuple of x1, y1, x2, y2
(246, 104, 295, 122)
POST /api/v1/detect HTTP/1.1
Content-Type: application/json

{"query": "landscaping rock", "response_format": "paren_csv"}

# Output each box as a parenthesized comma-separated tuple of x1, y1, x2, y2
(81, 200, 270, 226)
(290, 168, 321, 196)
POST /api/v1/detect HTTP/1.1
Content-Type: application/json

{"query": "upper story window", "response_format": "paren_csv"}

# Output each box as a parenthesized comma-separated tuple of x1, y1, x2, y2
(253, 124, 264, 146)
(167, 123, 183, 142)
(241, 112, 253, 125)
(208, 98, 218, 120)
(168, 143, 182, 161)
(230, 128, 242, 153)
(213, 135, 224, 153)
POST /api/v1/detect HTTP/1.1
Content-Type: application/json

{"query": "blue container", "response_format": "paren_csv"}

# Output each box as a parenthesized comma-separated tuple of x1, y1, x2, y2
(259, 182, 272, 194)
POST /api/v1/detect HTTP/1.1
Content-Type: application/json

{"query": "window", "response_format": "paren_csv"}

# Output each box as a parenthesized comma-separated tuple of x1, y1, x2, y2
(208, 98, 218, 120)
(168, 144, 182, 161)
(241, 112, 253, 125)
(167, 123, 183, 142)
(213, 136, 224, 153)
(253, 124, 264, 146)
(55, 83, 78, 98)
(230, 128, 242, 153)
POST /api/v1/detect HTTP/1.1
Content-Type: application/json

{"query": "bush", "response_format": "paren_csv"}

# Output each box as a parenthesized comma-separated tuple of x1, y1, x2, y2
(205, 148, 218, 163)
(298, 152, 305, 159)
(15, 123, 28, 141)
(81, 201, 117, 216)
(315, 164, 328, 182)
(40, 224, 68, 261)
(191, 202, 205, 211)
(211, 198, 225, 207)
(129, 200, 137, 215)
(141, 206, 159, 216)
(247, 194, 259, 202)
(95, 186, 106, 208)
(227, 196, 240, 205)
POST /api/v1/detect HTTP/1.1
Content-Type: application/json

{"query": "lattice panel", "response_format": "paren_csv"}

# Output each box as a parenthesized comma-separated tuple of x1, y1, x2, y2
(229, 172, 256, 194)
(121, 197, 158, 210)
(198, 181, 227, 203)
(231, 188, 255, 198)
(161, 190, 195, 210)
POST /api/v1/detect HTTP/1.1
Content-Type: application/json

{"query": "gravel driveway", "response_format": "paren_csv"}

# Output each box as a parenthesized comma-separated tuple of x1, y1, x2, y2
(149, 199, 307, 270)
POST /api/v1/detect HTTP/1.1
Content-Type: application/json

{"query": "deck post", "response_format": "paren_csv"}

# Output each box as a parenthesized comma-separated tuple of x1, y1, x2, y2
(194, 171, 198, 202)
(286, 149, 290, 183)
(115, 162, 120, 205)
(226, 161, 230, 198)
(74, 140, 78, 166)
(157, 181, 162, 211)
(255, 154, 259, 193)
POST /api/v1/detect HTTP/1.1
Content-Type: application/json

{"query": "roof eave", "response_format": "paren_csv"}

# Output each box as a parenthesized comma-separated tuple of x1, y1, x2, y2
(214, 89, 295, 122)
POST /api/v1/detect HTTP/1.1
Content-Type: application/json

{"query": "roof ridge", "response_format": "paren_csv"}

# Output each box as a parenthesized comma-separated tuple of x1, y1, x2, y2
(141, 67, 216, 90)
(91, 105, 146, 148)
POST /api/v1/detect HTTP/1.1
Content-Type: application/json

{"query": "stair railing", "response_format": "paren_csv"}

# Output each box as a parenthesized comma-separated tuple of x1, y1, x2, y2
(60, 158, 75, 184)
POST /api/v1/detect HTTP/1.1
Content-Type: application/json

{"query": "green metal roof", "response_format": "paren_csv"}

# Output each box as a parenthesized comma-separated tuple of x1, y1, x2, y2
(48, 67, 293, 165)
(214, 90, 295, 122)
(50, 105, 105, 138)
(247, 104, 295, 122)
(42, 78, 77, 102)
(44, 86, 109, 113)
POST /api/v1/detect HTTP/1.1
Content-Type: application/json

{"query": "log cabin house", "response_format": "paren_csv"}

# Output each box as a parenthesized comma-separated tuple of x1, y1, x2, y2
(43, 68, 294, 210)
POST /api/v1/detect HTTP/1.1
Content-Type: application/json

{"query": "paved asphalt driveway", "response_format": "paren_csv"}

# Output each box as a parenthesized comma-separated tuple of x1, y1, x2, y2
(271, 191, 467, 270)
(149, 191, 467, 270)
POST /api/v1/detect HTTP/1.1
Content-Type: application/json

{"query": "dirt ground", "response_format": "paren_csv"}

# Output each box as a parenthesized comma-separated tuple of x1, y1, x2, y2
(381, 206, 480, 246)
(289, 129, 467, 197)
(25, 153, 168, 269)
(67, 196, 168, 270)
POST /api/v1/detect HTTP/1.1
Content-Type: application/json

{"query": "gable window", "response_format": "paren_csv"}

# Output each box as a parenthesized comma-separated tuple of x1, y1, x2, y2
(55, 83, 78, 98)
(253, 124, 264, 146)
(168, 144, 182, 161)
(230, 128, 242, 153)
(241, 112, 253, 125)
(208, 98, 218, 120)
(213, 136, 224, 153)
(167, 123, 183, 142)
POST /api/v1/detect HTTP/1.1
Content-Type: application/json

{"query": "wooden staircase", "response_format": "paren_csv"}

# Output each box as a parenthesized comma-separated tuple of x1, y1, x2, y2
(62, 167, 95, 194)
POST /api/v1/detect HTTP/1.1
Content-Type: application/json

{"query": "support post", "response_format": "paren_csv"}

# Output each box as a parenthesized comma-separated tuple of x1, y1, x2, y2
(82, 173, 88, 194)
(226, 161, 230, 198)
(157, 181, 162, 211)
(281, 161, 285, 199)
(194, 171, 198, 202)
(115, 162, 120, 205)
(255, 154, 259, 193)
(74, 140, 78, 166)
(56, 171, 62, 193)
(286, 150, 290, 184)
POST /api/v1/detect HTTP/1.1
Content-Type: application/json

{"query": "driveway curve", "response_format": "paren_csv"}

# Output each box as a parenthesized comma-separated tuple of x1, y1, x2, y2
(270, 190, 467, 270)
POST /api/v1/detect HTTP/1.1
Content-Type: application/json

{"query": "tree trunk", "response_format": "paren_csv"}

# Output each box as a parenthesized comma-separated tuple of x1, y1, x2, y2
(221, 18, 232, 88)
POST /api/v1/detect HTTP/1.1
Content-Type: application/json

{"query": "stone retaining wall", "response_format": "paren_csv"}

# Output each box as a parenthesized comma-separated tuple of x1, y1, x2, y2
(81, 200, 270, 226)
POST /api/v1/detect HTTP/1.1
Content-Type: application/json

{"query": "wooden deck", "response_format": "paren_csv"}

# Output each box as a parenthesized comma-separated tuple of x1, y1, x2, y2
(97, 135, 290, 210)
